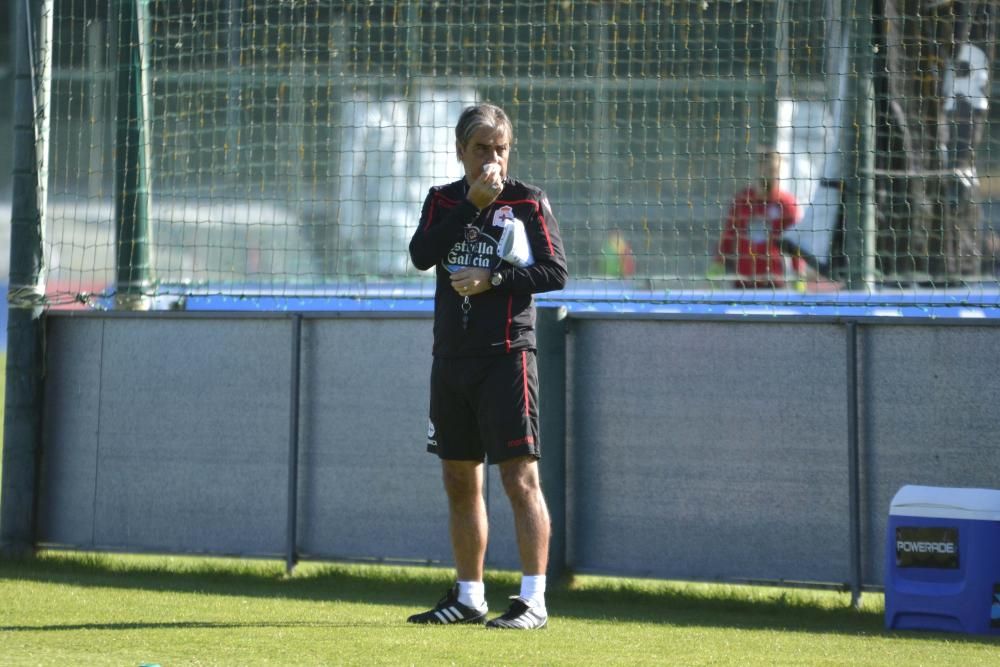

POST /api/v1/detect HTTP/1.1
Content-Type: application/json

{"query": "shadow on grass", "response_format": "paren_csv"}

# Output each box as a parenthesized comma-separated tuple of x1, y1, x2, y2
(0, 552, 996, 645)
(0, 620, 374, 632)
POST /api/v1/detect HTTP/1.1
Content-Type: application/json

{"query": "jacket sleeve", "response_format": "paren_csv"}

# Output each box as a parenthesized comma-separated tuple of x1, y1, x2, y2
(409, 190, 481, 271)
(493, 192, 568, 295)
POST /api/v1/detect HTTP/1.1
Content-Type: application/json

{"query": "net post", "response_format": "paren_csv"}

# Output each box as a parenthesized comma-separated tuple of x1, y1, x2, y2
(536, 305, 568, 580)
(113, 0, 154, 310)
(1, 0, 50, 557)
(841, 2, 877, 290)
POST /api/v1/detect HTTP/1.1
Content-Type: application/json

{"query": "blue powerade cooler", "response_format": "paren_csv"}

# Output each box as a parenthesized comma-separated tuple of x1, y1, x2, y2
(885, 485, 1000, 635)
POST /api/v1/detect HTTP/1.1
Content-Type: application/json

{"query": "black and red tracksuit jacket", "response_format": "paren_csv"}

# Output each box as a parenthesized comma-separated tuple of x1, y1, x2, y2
(409, 176, 568, 358)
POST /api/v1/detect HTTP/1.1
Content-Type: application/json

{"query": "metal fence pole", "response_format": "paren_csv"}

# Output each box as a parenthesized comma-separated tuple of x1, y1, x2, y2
(843, 2, 877, 290)
(537, 306, 568, 579)
(285, 314, 303, 574)
(113, 0, 154, 310)
(1, 0, 48, 556)
(846, 321, 863, 608)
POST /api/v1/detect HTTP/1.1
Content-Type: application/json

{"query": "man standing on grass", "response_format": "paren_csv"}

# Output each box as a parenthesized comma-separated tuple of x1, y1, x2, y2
(407, 103, 568, 630)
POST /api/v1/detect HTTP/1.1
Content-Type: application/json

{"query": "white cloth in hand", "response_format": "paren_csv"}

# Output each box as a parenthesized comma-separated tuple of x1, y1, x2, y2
(498, 218, 534, 267)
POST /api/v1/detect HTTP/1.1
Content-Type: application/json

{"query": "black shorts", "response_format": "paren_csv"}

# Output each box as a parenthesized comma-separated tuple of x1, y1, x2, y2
(426, 350, 541, 465)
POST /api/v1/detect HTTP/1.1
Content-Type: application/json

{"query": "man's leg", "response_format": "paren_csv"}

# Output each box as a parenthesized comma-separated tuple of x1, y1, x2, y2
(442, 459, 488, 582)
(497, 456, 550, 575)
(407, 459, 488, 625)
(486, 455, 550, 629)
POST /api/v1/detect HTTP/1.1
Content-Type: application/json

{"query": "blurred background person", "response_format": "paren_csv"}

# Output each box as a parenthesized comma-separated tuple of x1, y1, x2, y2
(711, 149, 830, 291)
(598, 229, 636, 279)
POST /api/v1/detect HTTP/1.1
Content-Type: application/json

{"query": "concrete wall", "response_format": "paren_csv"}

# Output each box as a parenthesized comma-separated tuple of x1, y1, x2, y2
(36, 311, 1000, 588)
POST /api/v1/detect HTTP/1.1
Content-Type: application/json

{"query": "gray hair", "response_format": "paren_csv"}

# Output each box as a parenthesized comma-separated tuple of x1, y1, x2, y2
(455, 103, 513, 147)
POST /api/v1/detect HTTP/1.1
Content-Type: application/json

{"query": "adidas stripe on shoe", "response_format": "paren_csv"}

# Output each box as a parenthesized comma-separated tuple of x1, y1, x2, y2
(485, 596, 548, 630)
(407, 585, 487, 625)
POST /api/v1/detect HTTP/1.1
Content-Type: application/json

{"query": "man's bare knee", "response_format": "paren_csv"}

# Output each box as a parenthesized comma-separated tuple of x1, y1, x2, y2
(442, 460, 483, 505)
(499, 456, 542, 503)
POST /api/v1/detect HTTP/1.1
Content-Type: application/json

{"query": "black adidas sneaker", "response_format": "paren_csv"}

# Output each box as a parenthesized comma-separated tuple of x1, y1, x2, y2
(407, 585, 488, 625)
(485, 596, 548, 630)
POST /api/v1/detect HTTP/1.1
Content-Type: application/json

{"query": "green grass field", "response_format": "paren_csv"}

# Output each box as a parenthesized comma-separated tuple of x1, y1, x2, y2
(0, 353, 998, 664)
(0, 551, 997, 666)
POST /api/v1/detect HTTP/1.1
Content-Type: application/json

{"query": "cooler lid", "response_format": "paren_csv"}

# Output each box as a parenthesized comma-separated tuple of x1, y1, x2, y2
(890, 485, 1000, 521)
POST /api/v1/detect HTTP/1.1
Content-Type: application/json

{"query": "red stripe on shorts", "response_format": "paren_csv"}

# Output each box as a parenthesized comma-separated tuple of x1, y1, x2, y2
(521, 350, 530, 418)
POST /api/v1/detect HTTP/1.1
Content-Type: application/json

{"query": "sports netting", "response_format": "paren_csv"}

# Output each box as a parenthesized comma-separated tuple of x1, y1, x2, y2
(26, 1, 1000, 312)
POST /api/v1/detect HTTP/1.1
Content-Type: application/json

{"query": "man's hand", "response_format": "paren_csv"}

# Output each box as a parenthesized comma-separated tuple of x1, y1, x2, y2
(467, 166, 504, 210)
(451, 267, 491, 296)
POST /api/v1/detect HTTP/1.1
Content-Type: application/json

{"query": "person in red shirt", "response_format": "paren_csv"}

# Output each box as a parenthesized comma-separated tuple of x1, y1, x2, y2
(715, 150, 807, 289)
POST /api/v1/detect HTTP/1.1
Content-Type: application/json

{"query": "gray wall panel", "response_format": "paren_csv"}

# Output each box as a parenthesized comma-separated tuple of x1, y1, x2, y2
(296, 318, 454, 563)
(569, 320, 850, 583)
(36, 313, 1000, 590)
(861, 325, 1000, 586)
(91, 318, 291, 554)
(38, 317, 106, 546)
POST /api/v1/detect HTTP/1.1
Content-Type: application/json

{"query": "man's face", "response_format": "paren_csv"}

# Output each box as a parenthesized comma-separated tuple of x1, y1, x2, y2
(457, 126, 510, 182)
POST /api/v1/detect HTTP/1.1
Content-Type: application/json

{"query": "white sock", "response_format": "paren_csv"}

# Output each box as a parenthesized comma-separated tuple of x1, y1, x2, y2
(457, 580, 487, 611)
(520, 574, 546, 609)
